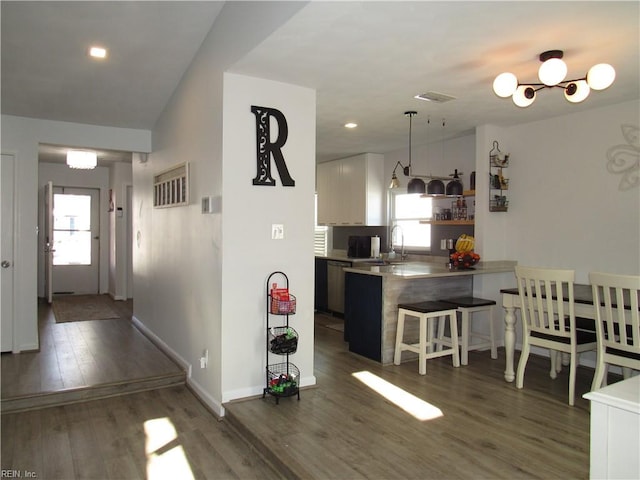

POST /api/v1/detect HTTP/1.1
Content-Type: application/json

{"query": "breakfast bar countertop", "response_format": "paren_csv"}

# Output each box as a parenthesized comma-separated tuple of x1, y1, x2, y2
(344, 260, 517, 279)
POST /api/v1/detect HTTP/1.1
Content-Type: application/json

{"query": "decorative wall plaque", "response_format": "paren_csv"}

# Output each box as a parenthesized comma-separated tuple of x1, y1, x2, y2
(251, 105, 295, 187)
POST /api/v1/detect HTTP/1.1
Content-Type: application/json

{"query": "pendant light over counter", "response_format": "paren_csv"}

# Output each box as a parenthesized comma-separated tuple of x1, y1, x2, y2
(388, 111, 449, 195)
(405, 111, 425, 195)
(407, 177, 426, 194)
(445, 169, 463, 196)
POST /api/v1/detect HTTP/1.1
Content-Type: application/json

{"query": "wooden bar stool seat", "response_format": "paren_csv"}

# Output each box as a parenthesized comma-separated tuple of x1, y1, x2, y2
(439, 296, 498, 365)
(393, 301, 460, 375)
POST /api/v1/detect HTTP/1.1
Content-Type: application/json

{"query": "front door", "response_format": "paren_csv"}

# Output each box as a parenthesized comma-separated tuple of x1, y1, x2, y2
(1, 154, 15, 352)
(51, 187, 100, 295)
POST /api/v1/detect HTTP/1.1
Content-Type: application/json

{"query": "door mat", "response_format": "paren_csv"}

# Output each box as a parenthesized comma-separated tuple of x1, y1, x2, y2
(53, 295, 121, 323)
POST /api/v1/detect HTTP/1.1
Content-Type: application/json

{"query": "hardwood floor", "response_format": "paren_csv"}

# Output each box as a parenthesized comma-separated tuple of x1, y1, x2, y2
(1, 386, 281, 480)
(2, 306, 598, 479)
(224, 313, 595, 479)
(1, 298, 280, 479)
(1, 297, 185, 412)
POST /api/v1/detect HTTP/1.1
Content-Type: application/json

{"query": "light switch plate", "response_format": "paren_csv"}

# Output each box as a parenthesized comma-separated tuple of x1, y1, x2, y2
(271, 224, 284, 240)
(201, 196, 213, 214)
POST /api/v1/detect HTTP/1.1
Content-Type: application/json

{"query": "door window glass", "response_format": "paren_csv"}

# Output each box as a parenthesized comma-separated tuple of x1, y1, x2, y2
(53, 193, 92, 265)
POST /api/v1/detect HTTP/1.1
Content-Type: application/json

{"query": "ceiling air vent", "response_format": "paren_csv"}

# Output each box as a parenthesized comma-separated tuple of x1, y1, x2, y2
(414, 91, 457, 103)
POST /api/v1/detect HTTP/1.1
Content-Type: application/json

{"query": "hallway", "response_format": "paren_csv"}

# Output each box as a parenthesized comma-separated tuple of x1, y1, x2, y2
(1, 297, 184, 412)
(1, 298, 280, 479)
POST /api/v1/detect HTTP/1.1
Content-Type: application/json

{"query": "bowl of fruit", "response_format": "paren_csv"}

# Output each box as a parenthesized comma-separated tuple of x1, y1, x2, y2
(450, 251, 480, 269)
(451, 234, 480, 269)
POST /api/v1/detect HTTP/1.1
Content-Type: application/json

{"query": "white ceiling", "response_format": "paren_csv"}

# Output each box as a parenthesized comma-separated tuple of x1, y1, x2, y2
(2, 1, 639, 166)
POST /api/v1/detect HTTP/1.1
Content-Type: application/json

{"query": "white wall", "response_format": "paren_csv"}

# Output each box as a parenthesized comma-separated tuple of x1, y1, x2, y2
(131, 1, 312, 416)
(0, 114, 150, 352)
(475, 99, 640, 356)
(132, 73, 317, 413)
(221, 73, 316, 402)
(38, 162, 111, 296)
(383, 101, 640, 279)
(477, 99, 640, 282)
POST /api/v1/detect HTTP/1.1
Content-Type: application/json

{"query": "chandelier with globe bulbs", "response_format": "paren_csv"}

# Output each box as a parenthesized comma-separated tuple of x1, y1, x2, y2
(493, 50, 615, 108)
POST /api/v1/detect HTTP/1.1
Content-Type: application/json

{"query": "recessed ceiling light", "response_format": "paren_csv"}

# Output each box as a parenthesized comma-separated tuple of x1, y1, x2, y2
(344, 123, 358, 129)
(89, 46, 107, 59)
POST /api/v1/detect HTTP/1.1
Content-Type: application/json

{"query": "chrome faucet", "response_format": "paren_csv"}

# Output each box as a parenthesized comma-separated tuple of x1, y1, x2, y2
(389, 225, 405, 260)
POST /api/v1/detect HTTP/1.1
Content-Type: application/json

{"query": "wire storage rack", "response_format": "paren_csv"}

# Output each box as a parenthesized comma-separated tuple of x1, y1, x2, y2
(489, 140, 509, 212)
(263, 271, 300, 403)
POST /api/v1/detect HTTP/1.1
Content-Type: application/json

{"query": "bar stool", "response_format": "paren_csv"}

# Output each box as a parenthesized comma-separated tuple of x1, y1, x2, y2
(438, 296, 497, 365)
(393, 301, 460, 375)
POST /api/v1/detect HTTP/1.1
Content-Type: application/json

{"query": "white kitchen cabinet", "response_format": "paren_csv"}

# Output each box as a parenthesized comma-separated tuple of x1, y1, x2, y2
(316, 153, 384, 226)
(316, 160, 339, 225)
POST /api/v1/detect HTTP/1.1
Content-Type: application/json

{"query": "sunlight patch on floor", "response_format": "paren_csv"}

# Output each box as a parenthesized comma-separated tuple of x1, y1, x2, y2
(352, 371, 443, 421)
(144, 417, 195, 480)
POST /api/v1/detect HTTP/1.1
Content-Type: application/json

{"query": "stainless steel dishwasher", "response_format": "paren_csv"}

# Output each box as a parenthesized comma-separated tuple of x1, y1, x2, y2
(327, 260, 351, 314)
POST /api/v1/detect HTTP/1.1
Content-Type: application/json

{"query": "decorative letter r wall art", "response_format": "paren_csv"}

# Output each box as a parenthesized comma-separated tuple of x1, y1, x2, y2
(251, 105, 296, 187)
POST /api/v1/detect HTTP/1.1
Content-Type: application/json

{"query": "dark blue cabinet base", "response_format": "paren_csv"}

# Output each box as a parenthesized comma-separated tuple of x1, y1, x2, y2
(314, 258, 328, 311)
(344, 273, 382, 362)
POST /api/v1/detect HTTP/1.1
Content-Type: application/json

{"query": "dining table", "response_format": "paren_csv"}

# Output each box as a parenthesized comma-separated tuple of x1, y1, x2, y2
(500, 283, 599, 383)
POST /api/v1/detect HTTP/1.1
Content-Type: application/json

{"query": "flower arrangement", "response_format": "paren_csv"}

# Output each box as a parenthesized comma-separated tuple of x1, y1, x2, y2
(450, 251, 480, 269)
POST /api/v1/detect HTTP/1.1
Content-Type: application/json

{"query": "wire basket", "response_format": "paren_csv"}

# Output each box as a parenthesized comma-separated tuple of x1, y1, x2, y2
(489, 199, 509, 212)
(269, 327, 298, 355)
(270, 294, 296, 315)
(266, 362, 300, 396)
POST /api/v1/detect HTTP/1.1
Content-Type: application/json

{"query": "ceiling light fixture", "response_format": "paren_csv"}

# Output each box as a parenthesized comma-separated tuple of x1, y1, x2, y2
(389, 111, 448, 193)
(89, 46, 107, 59)
(493, 50, 615, 108)
(344, 122, 358, 129)
(67, 150, 97, 169)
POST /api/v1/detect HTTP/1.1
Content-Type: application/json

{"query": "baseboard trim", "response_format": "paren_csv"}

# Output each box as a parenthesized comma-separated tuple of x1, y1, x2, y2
(188, 378, 225, 417)
(131, 315, 191, 374)
(131, 315, 226, 415)
(15, 342, 39, 354)
(130, 316, 317, 417)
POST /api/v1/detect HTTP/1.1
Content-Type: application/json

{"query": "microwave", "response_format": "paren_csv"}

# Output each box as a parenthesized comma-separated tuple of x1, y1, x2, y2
(347, 236, 372, 258)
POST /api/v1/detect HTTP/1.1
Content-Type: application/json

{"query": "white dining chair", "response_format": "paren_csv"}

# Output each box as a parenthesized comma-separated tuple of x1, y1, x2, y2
(515, 266, 597, 406)
(589, 272, 640, 391)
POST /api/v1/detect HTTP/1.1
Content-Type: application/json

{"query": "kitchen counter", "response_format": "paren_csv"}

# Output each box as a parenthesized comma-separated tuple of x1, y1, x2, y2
(316, 251, 387, 264)
(343, 259, 516, 364)
(344, 260, 516, 279)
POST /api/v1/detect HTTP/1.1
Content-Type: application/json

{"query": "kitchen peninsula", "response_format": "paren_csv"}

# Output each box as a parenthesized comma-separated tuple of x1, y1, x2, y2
(344, 261, 516, 364)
